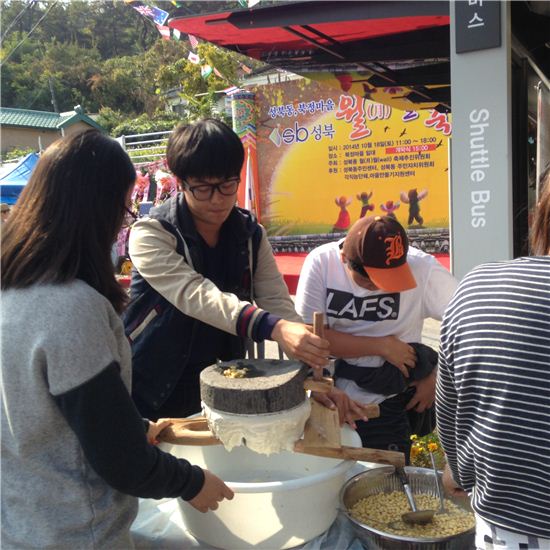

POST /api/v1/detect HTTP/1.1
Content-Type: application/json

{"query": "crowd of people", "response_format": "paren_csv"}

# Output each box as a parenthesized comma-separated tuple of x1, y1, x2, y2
(1, 121, 548, 549)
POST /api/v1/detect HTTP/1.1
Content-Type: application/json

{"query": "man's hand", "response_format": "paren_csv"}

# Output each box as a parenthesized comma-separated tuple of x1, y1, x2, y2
(312, 387, 370, 429)
(379, 336, 416, 377)
(442, 463, 468, 498)
(189, 470, 234, 513)
(406, 369, 436, 412)
(271, 320, 330, 370)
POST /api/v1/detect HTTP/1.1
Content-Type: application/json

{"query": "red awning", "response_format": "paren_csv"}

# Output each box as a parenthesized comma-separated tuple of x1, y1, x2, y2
(168, 1, 451, 111)
(169, 13, 449, 57)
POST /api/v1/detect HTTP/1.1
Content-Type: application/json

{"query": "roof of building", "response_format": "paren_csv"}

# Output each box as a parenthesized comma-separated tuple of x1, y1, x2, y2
(0, 106, 104, 132)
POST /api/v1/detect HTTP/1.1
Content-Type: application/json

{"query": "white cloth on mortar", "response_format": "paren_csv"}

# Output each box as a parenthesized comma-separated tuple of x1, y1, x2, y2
(202, 399, 312, 455)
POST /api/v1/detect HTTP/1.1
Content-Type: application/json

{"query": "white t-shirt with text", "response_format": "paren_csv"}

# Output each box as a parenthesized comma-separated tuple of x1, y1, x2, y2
(295, 241, 457, 404)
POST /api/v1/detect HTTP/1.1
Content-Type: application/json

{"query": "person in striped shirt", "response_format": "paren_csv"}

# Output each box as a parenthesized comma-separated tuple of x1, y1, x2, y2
(436, 168, 550, 548)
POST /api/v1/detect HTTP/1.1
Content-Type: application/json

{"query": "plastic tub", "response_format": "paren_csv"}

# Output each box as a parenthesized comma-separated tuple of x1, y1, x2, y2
(161, 425, 361, 549)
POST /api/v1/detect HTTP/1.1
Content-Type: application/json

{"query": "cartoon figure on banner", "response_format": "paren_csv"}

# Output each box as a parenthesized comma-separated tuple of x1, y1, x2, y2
(380, 199, 401, 219)
(155, 169, 177, 204)
(332, 195, 353, 233)
(357, 191, 374, 218)
(401, 188, 428, 227)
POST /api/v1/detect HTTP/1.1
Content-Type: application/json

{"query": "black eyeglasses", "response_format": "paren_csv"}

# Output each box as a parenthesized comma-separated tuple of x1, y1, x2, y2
(347, 259, 371, 281)
(183, 178, 240, 201)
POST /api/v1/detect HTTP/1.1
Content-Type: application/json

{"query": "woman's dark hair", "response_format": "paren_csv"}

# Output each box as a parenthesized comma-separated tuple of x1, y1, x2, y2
(530, 165, 550, 255)
(1, 130, 135, 313)
(166, 118, 244, 182)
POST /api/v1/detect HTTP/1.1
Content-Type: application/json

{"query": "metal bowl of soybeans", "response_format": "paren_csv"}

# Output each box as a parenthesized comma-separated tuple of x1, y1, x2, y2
(340, 466, 475, 550)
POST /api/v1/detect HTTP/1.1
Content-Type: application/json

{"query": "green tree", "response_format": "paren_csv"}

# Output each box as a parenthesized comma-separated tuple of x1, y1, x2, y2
(40, 41, 102, 112)
(155, 41, 262, 120)
(1, 32, 101, 112)
(0, 0, 268, 125)
(0, 0, 155, 58)
(111, 111, 184, 137)
(0, 32, 47, 109)
(89, 55, 147, 114)
(90, 39, 191, 116)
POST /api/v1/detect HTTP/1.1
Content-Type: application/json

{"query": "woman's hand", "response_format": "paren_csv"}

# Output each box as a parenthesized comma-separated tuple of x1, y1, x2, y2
(189, 469, 234, 513)
(271, 320, 330, 370)
(379, 336, 416, 377)
(312, 387, 370, 429)
(146, 418, 172, 445)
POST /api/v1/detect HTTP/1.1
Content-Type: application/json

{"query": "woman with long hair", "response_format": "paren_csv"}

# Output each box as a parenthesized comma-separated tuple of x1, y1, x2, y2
(1, 130, 232, 549)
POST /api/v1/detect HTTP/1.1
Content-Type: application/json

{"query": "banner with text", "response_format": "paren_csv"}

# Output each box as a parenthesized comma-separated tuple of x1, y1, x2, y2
(254, 79, 451, 235)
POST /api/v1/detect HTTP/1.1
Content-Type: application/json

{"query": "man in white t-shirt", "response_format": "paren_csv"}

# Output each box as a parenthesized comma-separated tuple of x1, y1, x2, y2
(295, 215, 457, 458)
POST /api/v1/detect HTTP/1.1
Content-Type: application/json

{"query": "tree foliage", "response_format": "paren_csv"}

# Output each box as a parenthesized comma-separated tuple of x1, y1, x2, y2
(100, 110, 184, 137)
(1, 1, 267, 132)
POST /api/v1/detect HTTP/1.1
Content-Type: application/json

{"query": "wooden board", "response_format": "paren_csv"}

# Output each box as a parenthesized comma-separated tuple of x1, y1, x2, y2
(294, 440, 406, 467)
(302, 399, 341, 448)
(200, 359, 309, 414)
(301, 311, 342, 448)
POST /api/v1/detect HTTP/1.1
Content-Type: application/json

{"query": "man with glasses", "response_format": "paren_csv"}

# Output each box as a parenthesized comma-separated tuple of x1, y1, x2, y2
(295, 215, 457, 459)
(123, 119, 337, 421)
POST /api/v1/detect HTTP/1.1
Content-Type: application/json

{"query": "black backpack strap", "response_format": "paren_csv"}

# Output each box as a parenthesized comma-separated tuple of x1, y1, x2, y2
(247, 223, 263, 302)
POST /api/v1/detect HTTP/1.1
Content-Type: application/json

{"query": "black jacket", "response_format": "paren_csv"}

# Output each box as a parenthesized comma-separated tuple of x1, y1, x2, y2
(123, 194, 262, 414)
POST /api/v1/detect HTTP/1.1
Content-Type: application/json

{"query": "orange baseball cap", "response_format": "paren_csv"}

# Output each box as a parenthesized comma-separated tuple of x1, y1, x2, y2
(342, 215, 417, 292)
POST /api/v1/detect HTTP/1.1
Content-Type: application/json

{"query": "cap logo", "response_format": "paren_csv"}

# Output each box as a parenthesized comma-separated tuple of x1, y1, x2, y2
(384, 234, 405, 265)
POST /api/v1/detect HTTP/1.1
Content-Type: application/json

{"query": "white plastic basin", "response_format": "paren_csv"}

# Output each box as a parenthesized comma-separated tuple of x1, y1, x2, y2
(161, 425, 361, 549)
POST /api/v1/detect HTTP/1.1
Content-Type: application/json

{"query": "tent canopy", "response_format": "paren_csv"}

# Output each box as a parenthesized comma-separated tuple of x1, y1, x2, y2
(168, 0, 550, 112)
(169, 0, 451, 111)
(0, 152, 39, 205)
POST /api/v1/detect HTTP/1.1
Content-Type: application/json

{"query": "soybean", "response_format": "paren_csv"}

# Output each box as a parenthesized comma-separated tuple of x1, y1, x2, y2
(349, 491, 475, 538)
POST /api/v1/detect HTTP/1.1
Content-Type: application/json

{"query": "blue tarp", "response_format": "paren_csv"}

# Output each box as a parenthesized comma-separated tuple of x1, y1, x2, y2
(0, 152, 39, 205)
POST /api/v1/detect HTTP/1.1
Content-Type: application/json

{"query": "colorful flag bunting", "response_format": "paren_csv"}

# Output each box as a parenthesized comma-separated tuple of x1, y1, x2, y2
(237, 0, 247, 7)
(188, 52, 200, 65)
(241, 64, 252, 74)
(213, 67, 223, 78)
(129, 1, 169, 26)
(172, 29, 181, 40)
(156, 25, 170, 40)
(201, 65, 213, 79)
(188, 34, 199, 49)
(248, 0, 261, 6)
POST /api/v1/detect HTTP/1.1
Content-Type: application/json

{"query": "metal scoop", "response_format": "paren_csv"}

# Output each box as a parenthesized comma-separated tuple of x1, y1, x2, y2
(429, 451, 446, 514)
(395, 466, 435, 525)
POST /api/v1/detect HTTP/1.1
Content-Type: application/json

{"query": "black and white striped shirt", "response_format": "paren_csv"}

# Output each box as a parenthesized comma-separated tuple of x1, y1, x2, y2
(436, 257, 550, 540)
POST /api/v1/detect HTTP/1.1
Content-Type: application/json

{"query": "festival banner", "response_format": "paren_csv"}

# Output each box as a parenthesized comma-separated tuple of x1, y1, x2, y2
(253, 79, 451, 236)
